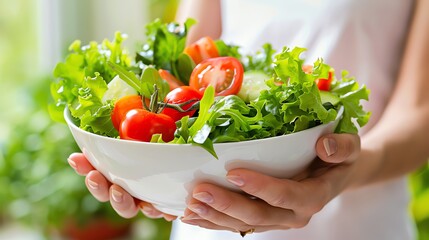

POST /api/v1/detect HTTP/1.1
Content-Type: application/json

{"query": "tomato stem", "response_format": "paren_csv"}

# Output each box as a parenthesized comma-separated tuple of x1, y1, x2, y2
(142, 84, 200, 113)
(150, 85, 159, 112)
(159, 99, 200, 113)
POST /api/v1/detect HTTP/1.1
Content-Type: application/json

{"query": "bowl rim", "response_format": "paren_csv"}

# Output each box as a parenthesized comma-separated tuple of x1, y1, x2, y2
(64, 106, 344, 147)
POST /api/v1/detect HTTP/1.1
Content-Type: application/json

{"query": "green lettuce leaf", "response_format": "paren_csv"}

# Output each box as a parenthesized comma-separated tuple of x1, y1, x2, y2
(136, 18, 196, 84)
(331, 71, 371, 133)
(50, 32, 130, 137)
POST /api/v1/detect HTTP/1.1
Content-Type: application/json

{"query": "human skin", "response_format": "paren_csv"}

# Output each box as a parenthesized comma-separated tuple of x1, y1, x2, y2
(67, 0, 429, 233)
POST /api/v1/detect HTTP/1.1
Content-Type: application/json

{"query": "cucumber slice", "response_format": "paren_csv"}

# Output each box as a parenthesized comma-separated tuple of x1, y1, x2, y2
(102, 75, 138, 103)
(320, 91, 340, 106)
(237, 71, 270, 102)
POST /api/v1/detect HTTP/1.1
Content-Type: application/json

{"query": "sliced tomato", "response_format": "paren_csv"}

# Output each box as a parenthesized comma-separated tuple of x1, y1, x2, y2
(302, 65, 334, 91)
(316, 71, 333, 91)
(184, 36, 219, 64)
(189, 57, 244, 96)
(158, 69, 184, 91)
(161, 86, 202, 121)
(302, 64, 313, 74)
(111, 95, 144, 131)
(120, 109, 176, 142)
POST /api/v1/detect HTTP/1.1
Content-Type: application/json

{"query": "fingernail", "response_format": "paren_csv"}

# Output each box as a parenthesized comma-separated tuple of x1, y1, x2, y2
(142, 207, 163, 218)
(181, 212, 202, 221)
(141, 206, 162, 217)
(67, 158, 77, 170)
(193, 192, 214, 204)
(226, 175, 245, 187)
(181, 219, 198, 225)
(188, 203, 207, 215)
(141, 206, 153, 215)
(87, 179, 99, 190)
(164, 215, 177, 222)
(323, 138, 337, 156)
(111, 189, 123, 203)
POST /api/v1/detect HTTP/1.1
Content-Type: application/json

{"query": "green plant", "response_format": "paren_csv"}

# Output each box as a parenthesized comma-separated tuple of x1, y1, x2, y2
(410, 164, 429, 240)
(0, 77, 133, 236)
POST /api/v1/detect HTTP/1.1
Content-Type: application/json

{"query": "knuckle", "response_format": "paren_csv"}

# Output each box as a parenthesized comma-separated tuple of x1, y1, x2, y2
(306, 179, 331, 214)
(271, 196, 287, 208)
(215, 198, 234, 213)
(339, 135, 360, 160)
(269, 191, 290, 208)
(244, 182, 264, 196)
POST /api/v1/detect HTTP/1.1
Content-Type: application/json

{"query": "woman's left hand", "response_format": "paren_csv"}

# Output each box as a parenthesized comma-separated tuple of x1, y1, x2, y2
(181, 133, 360, 234)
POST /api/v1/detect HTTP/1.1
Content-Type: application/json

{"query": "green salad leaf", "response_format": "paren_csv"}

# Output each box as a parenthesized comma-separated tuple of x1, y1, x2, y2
(50, 32, 130, 136)
(331, 71, 371, 133)
(136, 18, 196, 84)
(243, 43, 276, 74)
(71, 73, 117, 136)
(215, 40, 242, 60)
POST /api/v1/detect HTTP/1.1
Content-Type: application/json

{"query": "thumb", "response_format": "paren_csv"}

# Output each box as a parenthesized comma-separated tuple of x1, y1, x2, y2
(316, 133, 361, 164)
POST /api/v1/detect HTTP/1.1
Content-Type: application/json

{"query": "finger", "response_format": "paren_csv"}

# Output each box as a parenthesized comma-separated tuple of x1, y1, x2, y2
(183, 197, 250, 231)
(316, 133, 360, 163)
(68, 152, 95, 176)
(109, 185, 140, 219)
(138, 202, 164, 219)
(189, 183, 297, 227)
(85, 170, 111, 202)
(163, 214, 178, 221)
(181, 217, 237, 232)
(181, 216, 289, 233)
(227, 169, 330, 216)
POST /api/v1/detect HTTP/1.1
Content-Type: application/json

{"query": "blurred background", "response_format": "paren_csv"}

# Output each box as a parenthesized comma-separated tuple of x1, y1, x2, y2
(0, 0, 428, 239)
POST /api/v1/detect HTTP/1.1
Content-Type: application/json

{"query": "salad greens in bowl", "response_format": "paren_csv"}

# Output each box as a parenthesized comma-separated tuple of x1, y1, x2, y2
(50, 19, 370, 216)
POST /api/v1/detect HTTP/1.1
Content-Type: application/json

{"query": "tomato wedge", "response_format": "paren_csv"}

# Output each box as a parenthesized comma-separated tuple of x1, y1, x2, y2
(316, 71, 333, 91)
(189, 57, 244, 96)
(159, 69, 184, 91)
(184, 36, 219, 64)
(302, 65, 334, 91)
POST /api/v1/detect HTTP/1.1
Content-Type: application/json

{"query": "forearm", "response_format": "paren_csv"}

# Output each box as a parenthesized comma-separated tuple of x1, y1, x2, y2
(351, 109, 429, 188)
(348, 0, 429, 188)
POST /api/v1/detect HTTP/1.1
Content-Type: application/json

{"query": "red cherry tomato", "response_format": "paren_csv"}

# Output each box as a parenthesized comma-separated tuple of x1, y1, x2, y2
(161, 86, 202, 121)
(120, 109, 176, 142)
(184, 36, 219, 64)
(111, 95, 144, 131)
(189, 57, 244, 96)
(158, 69, 184, 91)
(316, 71, 333, 91)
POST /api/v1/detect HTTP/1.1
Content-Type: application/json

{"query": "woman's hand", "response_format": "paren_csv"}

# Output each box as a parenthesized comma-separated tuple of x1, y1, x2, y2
(66, 132, 359, 232)
(180, 133, 361, 234)
(67, 153, 177, 221)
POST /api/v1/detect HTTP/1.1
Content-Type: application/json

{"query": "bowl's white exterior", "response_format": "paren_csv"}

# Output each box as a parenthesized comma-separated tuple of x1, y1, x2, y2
(64, 108, 343, 216)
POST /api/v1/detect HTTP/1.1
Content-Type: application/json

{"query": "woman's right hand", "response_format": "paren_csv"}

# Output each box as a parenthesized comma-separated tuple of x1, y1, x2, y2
(67, 153, 177, 221)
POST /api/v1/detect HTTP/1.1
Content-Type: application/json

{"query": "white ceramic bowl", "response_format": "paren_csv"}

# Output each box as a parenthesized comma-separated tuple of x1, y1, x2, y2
(64, 107, 343, 216)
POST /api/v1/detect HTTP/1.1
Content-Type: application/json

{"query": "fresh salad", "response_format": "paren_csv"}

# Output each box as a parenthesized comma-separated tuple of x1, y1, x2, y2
(50, 18, 371, 158)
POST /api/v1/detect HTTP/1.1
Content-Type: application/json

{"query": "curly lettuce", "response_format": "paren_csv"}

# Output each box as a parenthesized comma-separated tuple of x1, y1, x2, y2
(49, 32, 131, 137)
(173, 47, 370, 157)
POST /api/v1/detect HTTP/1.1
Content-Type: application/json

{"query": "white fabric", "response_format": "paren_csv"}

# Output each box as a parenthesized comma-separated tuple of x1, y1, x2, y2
(171, 0, 416, 239)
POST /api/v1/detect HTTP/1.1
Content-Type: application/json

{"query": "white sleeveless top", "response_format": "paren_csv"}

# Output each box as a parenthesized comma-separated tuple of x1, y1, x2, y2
(171, 0, 416, 239)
